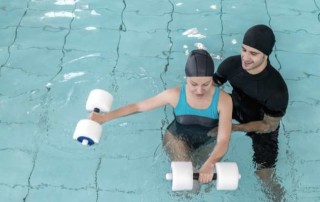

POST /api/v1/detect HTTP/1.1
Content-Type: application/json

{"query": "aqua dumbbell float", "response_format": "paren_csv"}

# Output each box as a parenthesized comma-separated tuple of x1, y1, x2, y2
(166, 161, 241, 191)
(73, 89, 113, 146)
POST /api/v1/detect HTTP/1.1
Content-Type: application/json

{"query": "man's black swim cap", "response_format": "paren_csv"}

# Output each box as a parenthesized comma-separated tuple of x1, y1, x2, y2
(185, 49, 214, 77)
(243, 24, 275, 56)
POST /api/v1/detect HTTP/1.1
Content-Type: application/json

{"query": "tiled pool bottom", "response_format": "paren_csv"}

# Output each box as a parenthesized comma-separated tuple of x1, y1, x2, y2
(1, 0, 320, 201)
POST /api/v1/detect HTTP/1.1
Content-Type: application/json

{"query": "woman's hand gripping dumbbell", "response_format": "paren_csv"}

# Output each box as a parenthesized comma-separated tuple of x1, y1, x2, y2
(166, 161, 241, 191)
(73, 89, 113, 146)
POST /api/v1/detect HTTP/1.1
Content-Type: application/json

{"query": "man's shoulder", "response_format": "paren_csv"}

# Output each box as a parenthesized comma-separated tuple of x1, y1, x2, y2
(218, 55, 242, 72)
(266, 64, 287, 87)
(222, 55, 241, 65)
(263, 65, 289, 108)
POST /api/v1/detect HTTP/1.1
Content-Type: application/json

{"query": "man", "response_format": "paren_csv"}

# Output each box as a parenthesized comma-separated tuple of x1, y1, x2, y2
(213, 24, 289, 200)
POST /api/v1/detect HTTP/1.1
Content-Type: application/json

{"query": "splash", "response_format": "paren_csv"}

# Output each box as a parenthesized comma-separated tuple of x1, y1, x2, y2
(42, 11, 76, 19)
(85, 27, 97, 30)
(182, 28, 206, 39)
(62, 72, 85, 82)
(210, 5, 217, 10)
(63, 53, 101, 65)
(231, 39, 237, 44)
(54, 0, 78, 5)
(91, 10, 101, 16)
(194, 43, 206, 50)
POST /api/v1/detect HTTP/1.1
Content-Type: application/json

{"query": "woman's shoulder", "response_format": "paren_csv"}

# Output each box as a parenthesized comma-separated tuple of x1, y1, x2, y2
(217, 88, 232, 103)
(166, 86, 181, 94)
(163, 86, 181, 107)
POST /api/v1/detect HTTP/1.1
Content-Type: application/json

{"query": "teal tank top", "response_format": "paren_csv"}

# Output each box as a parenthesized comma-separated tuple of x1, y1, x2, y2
(174, 85, 220, 128)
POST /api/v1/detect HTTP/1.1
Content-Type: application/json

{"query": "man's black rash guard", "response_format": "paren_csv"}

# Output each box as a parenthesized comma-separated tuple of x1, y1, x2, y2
(213, 55, 288, 121)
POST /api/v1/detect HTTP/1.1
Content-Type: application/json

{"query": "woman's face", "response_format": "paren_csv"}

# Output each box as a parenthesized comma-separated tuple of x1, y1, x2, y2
(186, 76, 213, 97)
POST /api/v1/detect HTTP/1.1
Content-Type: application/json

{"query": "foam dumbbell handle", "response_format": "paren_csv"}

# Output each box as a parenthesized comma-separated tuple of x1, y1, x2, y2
(193, 173, 217, 180)
(166, 173, 217, 181)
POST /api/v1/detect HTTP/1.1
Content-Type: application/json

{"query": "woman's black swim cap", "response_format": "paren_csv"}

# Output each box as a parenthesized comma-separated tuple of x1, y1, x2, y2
(185, 49, 214, 77)
(243, 24, 275, 56)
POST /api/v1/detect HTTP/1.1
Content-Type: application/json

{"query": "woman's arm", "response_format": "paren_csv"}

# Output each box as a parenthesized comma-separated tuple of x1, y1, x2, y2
(89, 87, 179, 124)
(199, 91, 232, 183)
(208, 92, 232, 163)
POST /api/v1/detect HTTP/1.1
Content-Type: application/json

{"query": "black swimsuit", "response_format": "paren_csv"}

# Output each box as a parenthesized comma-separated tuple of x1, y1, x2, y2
(214, 55, 289, 168)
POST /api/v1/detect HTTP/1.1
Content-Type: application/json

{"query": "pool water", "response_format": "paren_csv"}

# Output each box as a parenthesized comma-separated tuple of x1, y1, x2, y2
(1, 0, 320, 201)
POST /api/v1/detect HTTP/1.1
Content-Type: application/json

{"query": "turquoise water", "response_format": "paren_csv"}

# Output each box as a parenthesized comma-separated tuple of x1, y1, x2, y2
(1, 0, 320, 201)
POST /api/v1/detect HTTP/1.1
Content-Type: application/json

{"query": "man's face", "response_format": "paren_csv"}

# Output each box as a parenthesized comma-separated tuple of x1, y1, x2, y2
(241, 44, 267, 74)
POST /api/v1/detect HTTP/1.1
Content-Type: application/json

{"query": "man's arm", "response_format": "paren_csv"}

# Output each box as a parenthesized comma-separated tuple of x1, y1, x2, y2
(232, 114, 281, 134)
(213, 72, 227, 87)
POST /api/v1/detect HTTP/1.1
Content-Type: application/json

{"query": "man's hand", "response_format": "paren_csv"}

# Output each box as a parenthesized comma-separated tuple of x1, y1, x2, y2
(207, 127, 218, 137)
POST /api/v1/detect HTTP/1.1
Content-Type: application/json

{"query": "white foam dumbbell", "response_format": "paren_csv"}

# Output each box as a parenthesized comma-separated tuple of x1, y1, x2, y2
(73, 89, 113, 146)
(165, 161, 241, 191)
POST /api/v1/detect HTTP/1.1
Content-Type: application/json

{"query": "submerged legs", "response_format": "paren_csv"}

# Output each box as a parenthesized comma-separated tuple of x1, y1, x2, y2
(256, 168, 286, 202)
(163, 131, 191, 162)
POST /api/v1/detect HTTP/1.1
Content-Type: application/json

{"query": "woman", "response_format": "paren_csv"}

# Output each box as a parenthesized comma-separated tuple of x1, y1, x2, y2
(90, 49, 232, 184)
